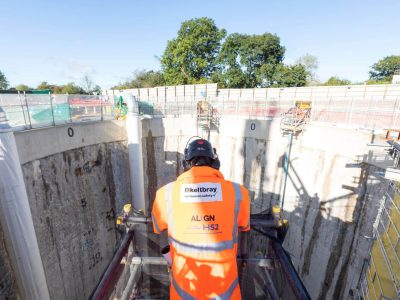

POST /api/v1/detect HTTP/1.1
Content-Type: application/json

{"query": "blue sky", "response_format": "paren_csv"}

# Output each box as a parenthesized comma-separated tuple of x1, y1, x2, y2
(1, 0, 399, 89)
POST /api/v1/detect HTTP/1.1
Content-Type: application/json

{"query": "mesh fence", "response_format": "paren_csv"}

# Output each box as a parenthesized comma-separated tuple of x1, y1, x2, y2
(1, 92, 400, 130)
(0, 93, 114, 129)
(311, 96, 400, 129)
(136, 94, 400, 130)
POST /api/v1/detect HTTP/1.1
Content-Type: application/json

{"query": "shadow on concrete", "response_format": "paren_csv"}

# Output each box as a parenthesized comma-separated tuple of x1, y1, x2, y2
(235, 118, 388, 299)
(240, 119, 276, 212)
(279, 152, 386, 300)
(237, 118, 275, 299)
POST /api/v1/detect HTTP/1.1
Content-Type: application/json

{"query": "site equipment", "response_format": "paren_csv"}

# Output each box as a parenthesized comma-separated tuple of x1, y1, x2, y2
(90, 206, 311, 300)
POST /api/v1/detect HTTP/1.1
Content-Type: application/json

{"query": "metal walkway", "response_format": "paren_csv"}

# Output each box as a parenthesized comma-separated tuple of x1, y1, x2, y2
(90, 213, 311, 300)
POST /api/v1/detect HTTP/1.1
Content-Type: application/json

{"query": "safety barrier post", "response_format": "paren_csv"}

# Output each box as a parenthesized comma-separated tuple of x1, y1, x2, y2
(389, 96, 399, 129)
(67, 94, 72, 122)
(49, 92, 55, 126)
(347, 97, 354, 127)
(100, 95, 104, 121)
(17, 91, 28, 128)
(23, 91, 32, 129)
(310, 97, 316, 122)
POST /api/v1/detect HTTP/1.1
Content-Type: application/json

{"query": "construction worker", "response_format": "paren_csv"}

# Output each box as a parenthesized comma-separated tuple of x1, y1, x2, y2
(152, 138, 250, 299)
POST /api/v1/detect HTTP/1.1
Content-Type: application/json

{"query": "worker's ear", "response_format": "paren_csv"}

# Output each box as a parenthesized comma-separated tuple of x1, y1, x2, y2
(182, 159, 191, 171)
(211, 148, 220, 170)
(184, 147, 189, 160)
(211, 157, 220, 170)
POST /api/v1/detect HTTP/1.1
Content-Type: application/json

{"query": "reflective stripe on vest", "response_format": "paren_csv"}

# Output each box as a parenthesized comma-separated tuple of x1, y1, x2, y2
(232, 182, 241, 244)
(151, 211, 162, 233)
(166, 181, 242, 254)
(166, 182, 174, 233)
(169, 236, 234, 253)
(218, 277, 239, 300)
(172, 276, 196, 300)
(172, 274, 239, 300)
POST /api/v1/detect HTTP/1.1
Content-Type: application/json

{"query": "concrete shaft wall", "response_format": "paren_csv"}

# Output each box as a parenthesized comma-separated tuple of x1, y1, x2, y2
(14, 121, 130, 299)
(142, 117, 386, 299)
(281, 126, 387, 299)
(0, 223, 20, 299)
(0, 116, 387, 299)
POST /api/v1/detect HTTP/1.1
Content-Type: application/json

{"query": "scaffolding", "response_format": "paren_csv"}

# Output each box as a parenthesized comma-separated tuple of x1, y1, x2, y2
(356, 181, 400, 300)
(196, 99, 221, 139)
(90, 212, 311, 300)
(356, 140, 400, 300)
(280, 101, 311, 135)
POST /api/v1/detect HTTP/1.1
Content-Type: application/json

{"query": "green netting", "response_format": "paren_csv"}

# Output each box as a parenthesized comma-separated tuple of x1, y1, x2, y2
(30, 104, 70, 122)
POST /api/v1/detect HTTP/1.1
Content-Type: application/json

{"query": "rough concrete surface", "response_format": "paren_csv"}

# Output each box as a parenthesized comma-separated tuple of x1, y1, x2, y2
(0, 223, 20, 300)
(141, 117, 386, 300)
(0, 116, 386, 299)
(21, 142, 131, 299)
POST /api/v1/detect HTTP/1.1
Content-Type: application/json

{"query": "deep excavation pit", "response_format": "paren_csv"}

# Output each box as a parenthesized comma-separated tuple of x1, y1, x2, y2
(0, 110, 389, 299)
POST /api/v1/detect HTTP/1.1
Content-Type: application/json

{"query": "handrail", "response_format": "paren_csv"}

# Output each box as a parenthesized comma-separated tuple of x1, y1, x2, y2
(90, 230, 134, 300)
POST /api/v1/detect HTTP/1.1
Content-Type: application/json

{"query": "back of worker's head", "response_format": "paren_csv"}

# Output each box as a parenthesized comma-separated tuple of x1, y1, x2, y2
(183, 139, 220, 171)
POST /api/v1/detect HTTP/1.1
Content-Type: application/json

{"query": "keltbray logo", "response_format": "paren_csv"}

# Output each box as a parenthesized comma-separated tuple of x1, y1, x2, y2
(184, 187, 217, 194)
(180, 183, 222, 202)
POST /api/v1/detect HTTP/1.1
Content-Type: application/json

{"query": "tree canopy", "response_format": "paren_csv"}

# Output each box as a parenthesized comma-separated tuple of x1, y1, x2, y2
(269, 64, 308, 87)
(37, 81, 86, 94)
(160, 18, 307, 88)
(295, 54, 319, 85)
(80, 74, 101, 94)
(213, 33, 288, 88)
(0, 70, 9, 90)
(369, 55, 400, 82)
(322, 76, 351, 86)
(113, 70, 165, 89)
(161, 17, 226, 85)
(15, 84, 32, 91)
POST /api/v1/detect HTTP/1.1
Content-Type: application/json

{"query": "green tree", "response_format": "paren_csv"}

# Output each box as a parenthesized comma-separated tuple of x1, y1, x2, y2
(37, 81, 87, 94)
(90, 85, 102, 95)
(37, 82, 63, 93)
(61, 82, 85, 94)
(113, 70, 165, 89)
(269, 64, 308, 87)
(369, 55, 400, 82)
(0, 70, 9, 90)
(295, 53, 319, 84)
(161, 17, 226, 85)
(322, 76, 351, 86)
(364, 79, 389, 85)
(213, 33, 287, 88)
(81, 74, 102, 94)
(15, 84, 32, 91)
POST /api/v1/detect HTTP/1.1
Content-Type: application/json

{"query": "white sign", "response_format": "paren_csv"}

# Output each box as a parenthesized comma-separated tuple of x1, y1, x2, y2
(180, 183, 222, 203)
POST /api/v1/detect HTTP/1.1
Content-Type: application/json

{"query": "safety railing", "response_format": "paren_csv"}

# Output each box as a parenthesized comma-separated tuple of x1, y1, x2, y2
(0, 93, 115, 130)
(1, 92, 400, 131)
(310, 96, 400, 130)
(90, 215, 311, 300)
(136, 94, 400, 130)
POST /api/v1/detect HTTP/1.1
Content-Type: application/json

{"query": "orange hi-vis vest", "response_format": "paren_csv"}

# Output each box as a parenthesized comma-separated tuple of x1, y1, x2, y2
(152, 166, 250, 300)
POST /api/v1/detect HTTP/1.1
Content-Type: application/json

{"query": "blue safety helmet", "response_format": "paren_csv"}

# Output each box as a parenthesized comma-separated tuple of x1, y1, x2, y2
(183, 138, 220, 170)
